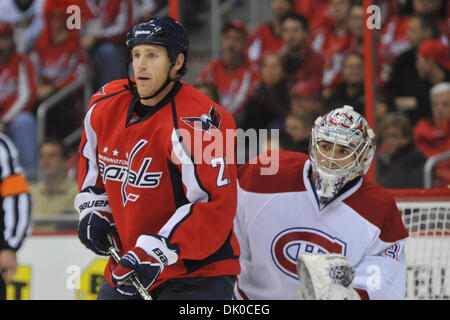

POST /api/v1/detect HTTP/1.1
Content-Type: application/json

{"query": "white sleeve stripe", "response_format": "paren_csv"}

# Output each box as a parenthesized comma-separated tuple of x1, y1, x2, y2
(3, 62, 30, 123)
(170, 128, 209, 204)
(159, 203, 193, 239)
(0, 133, 21, 179)
(2, 193, 30, 249)
(7, 194, 31, 248)
(81, 104, 100, 191)
(3, 197, 14, 243)
(0, 141, 13, 179)
(157, 129, 210, 238)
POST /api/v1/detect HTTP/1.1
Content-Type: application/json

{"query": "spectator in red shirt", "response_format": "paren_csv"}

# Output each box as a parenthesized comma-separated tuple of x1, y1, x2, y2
(294, 0, 330, 30)
(414, 39, 450, 122)
(385, 14, 439, 123)
(279, 13, 325, 92)
(80, 0, 134, 89)
(0, 20, 38, 180)
(325, 52, 365, 116)
(240, 52, 290, 131)
(290, 80, 324, 115)
(247, 0, 294, 66)
(309, 0, 354, 95)
(413, 82, 450, 188)
(31, 0, 89, 101)
(380, 0, 448, 63)
(30, 0, 90, 141)
(198, 20, 259, 121)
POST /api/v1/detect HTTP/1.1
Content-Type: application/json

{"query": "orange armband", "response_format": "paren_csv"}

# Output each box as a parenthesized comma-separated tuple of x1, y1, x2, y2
(0, 174, 30, 198)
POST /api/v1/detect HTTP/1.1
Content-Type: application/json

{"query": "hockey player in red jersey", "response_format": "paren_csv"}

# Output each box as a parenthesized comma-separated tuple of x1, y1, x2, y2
(74, 16, 240, 300)
(234, 105, 409, 300)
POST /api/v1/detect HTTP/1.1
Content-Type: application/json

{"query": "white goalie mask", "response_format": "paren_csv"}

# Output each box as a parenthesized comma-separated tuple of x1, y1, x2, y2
(309, 105, 376, 201)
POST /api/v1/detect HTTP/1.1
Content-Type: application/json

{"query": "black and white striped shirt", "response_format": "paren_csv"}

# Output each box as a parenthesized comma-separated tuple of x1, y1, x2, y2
(0, 132, 31, 251)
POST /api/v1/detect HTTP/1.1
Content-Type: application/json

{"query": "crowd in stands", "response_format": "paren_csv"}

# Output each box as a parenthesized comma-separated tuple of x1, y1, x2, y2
(195, 0, 449, 191)
(0, 0, 448, 231)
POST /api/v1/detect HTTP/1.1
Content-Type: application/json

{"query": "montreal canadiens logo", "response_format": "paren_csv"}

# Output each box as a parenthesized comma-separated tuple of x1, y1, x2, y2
(271, 227, 347, 279)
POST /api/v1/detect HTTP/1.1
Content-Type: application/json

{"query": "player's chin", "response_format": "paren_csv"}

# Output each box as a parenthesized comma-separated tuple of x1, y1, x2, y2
(136, 85, 155, 98)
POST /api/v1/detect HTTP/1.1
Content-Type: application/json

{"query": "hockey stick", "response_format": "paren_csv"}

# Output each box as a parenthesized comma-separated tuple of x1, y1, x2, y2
(107, 236, 153, 300)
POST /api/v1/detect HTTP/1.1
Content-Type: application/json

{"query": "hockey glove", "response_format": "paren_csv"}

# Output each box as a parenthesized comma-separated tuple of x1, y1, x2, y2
(111, 235, 178, 296)
(78, 210, 118, 256)
(296, 253, 361, 300)
(74, 189, 119, 256)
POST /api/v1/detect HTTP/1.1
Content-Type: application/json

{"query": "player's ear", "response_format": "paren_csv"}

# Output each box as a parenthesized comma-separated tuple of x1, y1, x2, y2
(171, 53, 185, 75)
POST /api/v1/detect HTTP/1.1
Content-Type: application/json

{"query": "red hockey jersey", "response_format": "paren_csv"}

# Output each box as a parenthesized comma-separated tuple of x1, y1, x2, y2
(0, 53, 37, 123)
(78, 79, 240, 289)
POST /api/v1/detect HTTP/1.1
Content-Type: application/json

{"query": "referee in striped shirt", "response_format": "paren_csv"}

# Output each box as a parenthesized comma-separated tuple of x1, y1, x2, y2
(0, 132, 31, 300)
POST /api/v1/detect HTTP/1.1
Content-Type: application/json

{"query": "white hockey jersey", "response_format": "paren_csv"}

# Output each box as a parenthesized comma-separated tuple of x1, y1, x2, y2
(233, 151, 409, 300)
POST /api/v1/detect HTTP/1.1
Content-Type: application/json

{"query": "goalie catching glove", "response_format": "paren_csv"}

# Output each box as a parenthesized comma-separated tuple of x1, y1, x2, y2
(296, 253, 361, 300)
(74, 189, 120, 256)
(111, 234, 178, 296)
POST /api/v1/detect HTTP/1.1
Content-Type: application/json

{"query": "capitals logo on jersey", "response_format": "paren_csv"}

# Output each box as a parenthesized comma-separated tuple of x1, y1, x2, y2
(98, 139, 163, 206)
(180, 106, 222, 133)
(271, 227, 347, 279)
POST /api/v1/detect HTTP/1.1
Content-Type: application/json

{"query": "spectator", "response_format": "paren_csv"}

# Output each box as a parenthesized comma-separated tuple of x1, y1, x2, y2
(80, 0, 134, 89)
(380, 0, 448, 63)
(410, 0, 449, 43)
(294, 0, 329, 30)
(279, 13, 325, 91)
(198, 20, 259, 122)
(385, 14, 439, 122)
(290, 80, 324, 115)
(0, 20, 38, 181)
(30, 0, 90, 141)
(325, 52, 365, 116)
(413, 82, 450, 188)
(239, 52, 290, 131)
(347, 1, 364, 55)
(193, 82, 220, 103)
(247, 0, 293, 65)
(376, 113, 426, 188)
(0, 0, 45, 53)
(30, 138, 78, 231)
(284, 109, 318, 154)
(309, 0, 354, 95)
(414, 39, 450, 121)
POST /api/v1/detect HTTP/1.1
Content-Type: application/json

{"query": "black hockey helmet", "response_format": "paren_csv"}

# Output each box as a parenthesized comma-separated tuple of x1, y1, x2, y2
(126, 16, 189, 76)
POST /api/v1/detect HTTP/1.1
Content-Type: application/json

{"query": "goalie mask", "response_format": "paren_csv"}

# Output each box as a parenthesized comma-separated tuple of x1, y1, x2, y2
(309, 105, 375, 201)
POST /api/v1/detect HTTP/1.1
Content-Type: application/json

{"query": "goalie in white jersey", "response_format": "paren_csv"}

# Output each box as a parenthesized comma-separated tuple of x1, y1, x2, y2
(233, 105, 409, 300)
